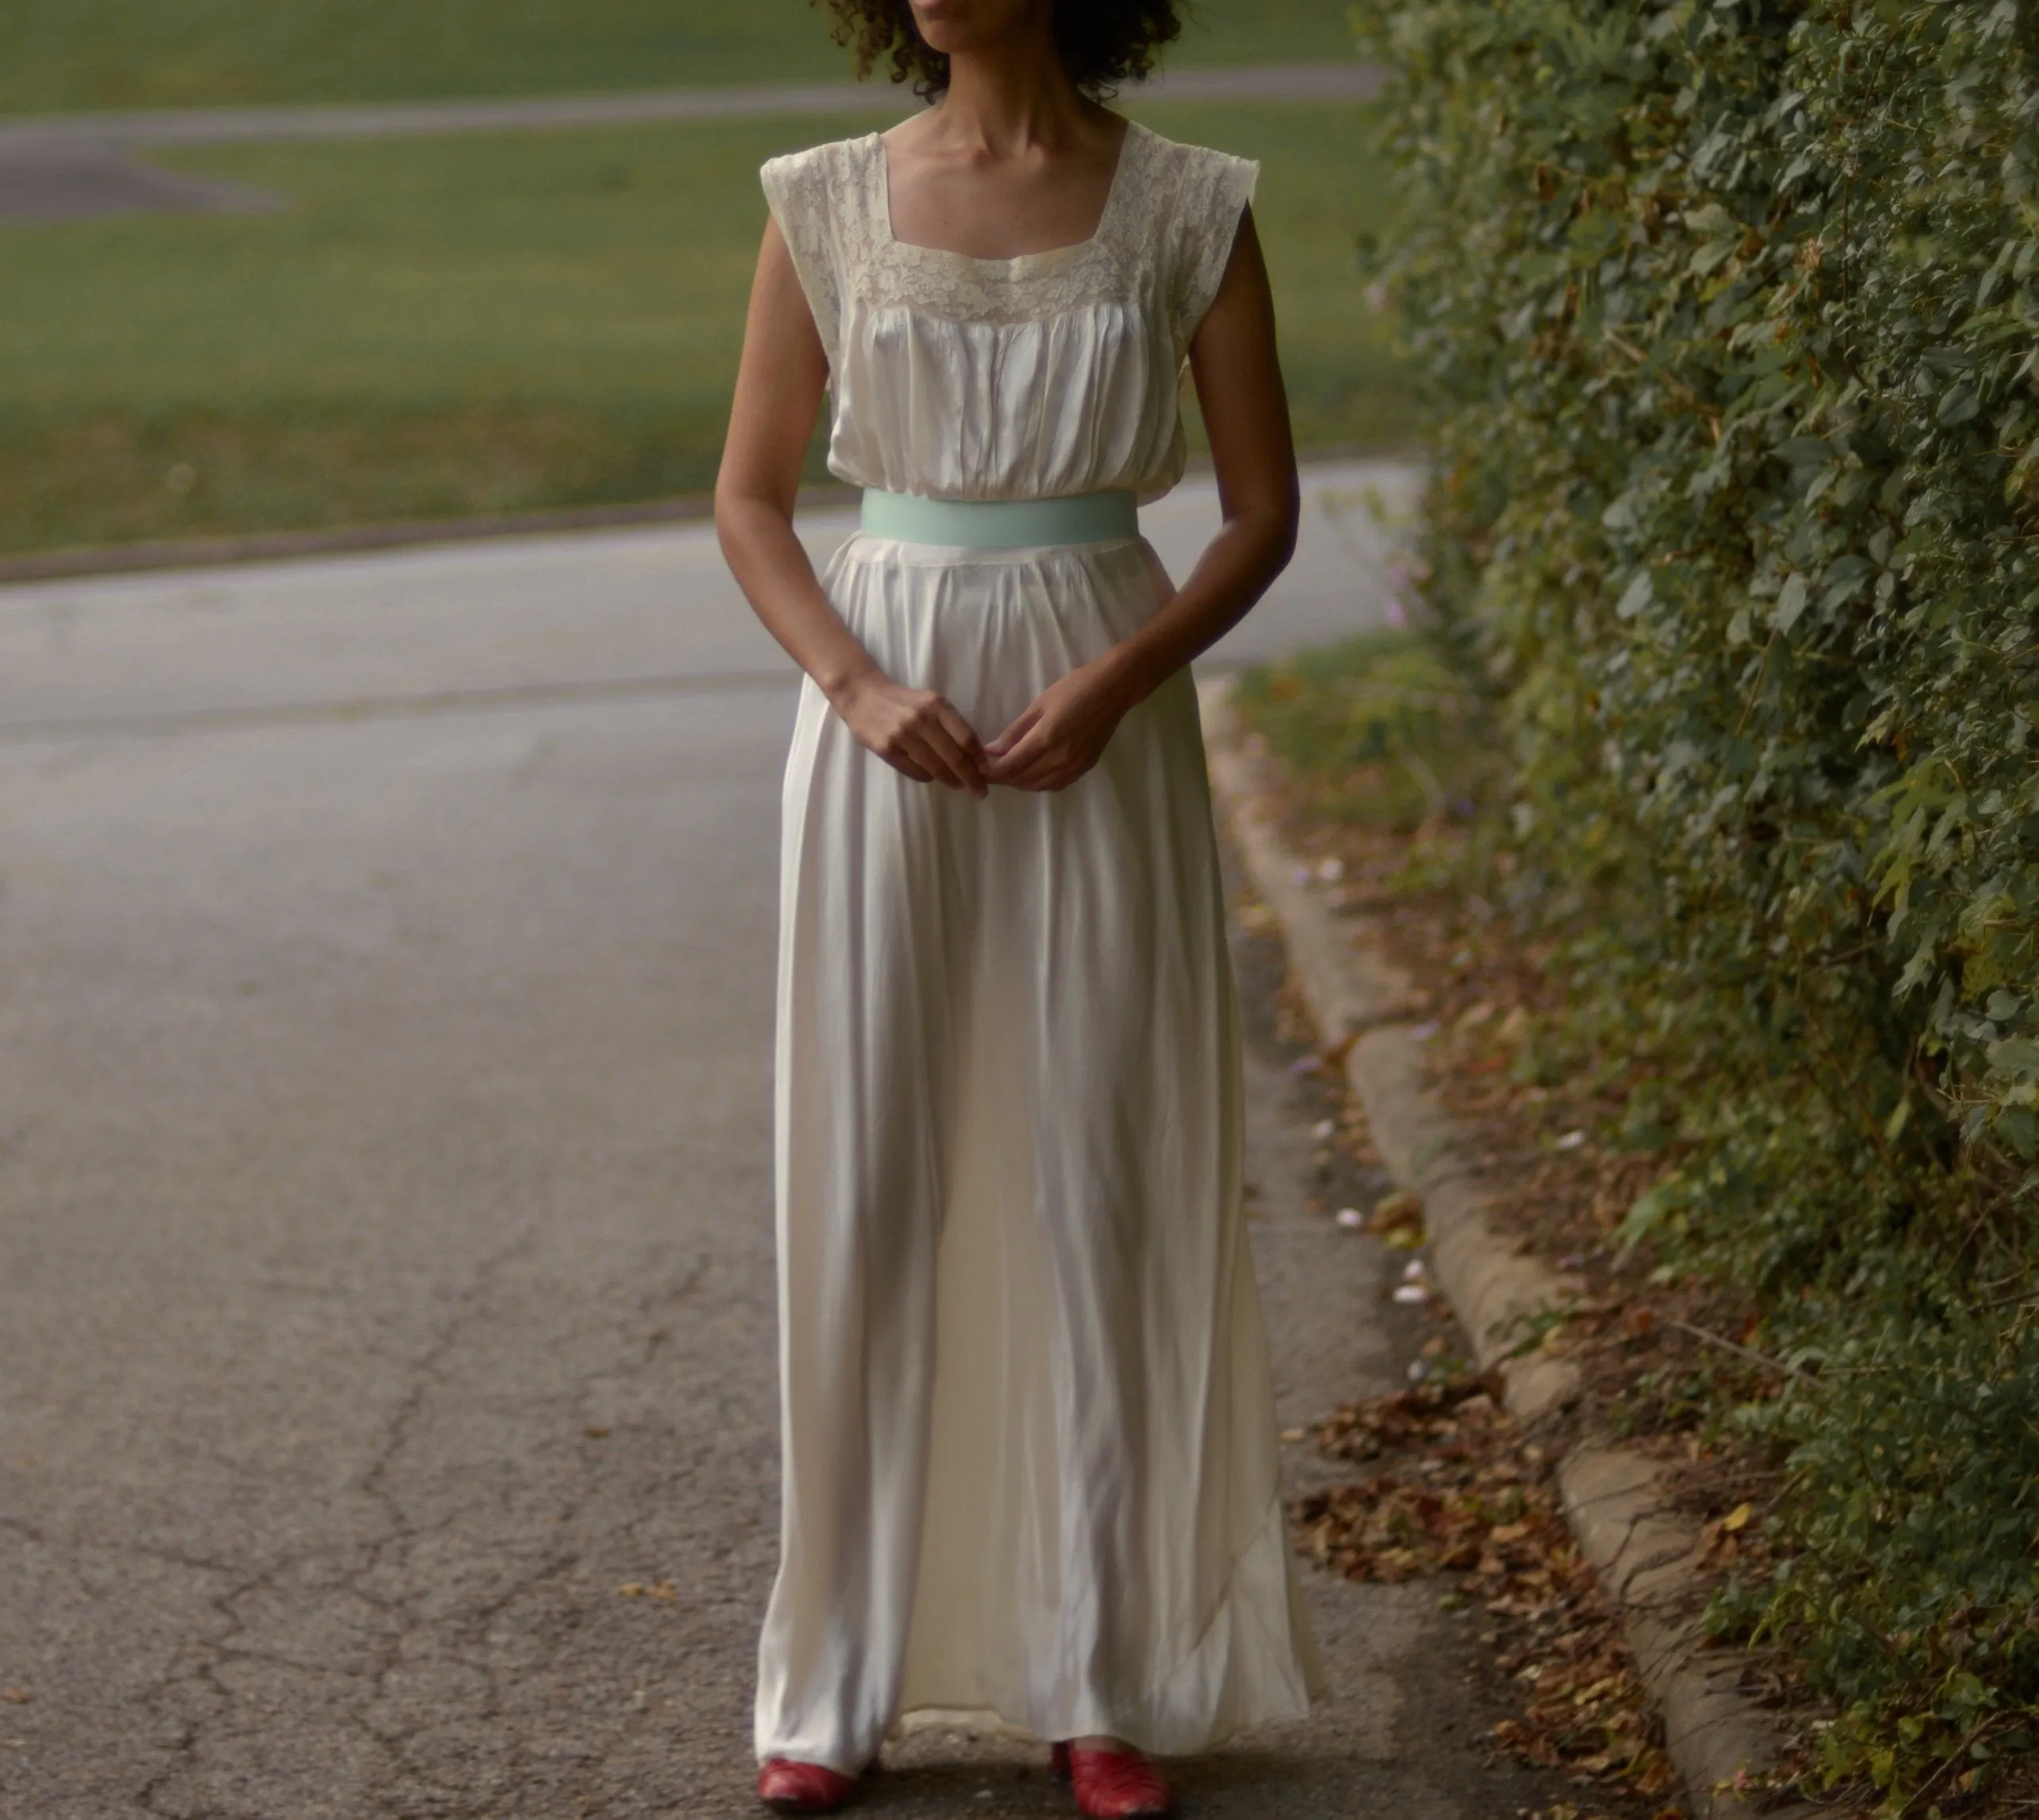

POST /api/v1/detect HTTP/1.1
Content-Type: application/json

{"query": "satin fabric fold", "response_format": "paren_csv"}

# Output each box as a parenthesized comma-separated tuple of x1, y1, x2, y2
(751, 120, 1323, 1773)
(755, 538, 1325, 1770)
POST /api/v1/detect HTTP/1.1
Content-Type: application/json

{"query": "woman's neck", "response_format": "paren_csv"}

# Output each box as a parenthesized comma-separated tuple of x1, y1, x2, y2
(935, 19, 1100, 153)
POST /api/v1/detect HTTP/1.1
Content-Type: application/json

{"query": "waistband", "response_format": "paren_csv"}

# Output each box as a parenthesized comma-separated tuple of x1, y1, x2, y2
(858, 488, 1138, 549)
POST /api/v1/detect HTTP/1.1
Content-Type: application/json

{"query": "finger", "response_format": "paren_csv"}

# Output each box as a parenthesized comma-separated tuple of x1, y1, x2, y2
(929, 706, 990, 796)
(933, 699, 987, 764)
(987, 752, 1052, 788)
(1025, 761, 1089, 794)
(1007, 759, 1068, 792)
(1001, 732, 1095, 792)
(879, 747, 935, 783)
(983, 702, 1042, 759)
(904, 725, 983, 794)
(925, 722, 989, 795)
(984, 714, 1049, 767)
(985, 719, 1058, 783)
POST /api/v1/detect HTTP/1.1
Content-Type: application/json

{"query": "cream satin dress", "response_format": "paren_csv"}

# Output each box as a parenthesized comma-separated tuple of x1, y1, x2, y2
(753, 118, 1326, 1774)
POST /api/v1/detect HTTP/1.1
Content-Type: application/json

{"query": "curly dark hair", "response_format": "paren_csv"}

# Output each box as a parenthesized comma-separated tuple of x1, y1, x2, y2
(815, 0, 1183, 101)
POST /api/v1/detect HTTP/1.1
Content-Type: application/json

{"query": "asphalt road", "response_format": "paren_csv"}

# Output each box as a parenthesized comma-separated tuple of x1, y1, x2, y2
(0, 467, 1580, 1818)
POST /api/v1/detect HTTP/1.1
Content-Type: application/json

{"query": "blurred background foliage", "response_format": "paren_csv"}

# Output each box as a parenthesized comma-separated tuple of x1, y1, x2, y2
(1233, 629, 1501, 831)
(1339, 0, 2039, 1803)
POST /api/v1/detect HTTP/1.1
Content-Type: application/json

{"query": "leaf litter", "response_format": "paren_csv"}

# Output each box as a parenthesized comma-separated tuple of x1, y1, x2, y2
(1294, 1366, 1684, 1816)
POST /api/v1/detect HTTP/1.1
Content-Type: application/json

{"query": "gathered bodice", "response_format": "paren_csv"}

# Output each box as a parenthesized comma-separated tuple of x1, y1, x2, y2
(759, 121, 1258, 505)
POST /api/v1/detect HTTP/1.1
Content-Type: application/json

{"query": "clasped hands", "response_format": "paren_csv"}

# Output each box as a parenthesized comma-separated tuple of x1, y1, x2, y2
(828, 660, 1135, 796)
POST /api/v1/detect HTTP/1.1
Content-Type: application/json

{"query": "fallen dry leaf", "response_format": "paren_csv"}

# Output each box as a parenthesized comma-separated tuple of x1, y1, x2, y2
(1371, 1188, 1423, 1227)
(1295, 1367, 1682, 1815)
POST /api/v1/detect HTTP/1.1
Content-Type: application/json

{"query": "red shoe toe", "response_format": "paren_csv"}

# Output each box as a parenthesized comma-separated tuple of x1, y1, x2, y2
(1063, 1743, 1172, 1818)
(758, 1756, 857, 1814)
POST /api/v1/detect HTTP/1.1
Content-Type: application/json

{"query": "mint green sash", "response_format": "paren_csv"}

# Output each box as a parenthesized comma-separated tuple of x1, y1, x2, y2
(859, 488, 1138, 549)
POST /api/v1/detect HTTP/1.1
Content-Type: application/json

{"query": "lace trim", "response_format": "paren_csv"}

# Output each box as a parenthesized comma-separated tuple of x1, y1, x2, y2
(759, 146, 845, 373)
(760, 125, 1259, 352)
(1168, 146, 1261, 350)
(849, 127, 1149, 327)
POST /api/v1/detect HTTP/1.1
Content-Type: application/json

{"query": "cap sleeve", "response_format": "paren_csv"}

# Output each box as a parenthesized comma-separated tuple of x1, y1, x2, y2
(1169, 148, 1260, 353)
(759, 145, 843, 375)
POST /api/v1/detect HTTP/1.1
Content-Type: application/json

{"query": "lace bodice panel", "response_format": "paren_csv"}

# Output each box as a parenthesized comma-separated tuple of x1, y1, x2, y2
(759, 121, 1258, 504)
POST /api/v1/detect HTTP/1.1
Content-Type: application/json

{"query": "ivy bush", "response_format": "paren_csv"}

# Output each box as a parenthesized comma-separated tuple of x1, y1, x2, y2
(1349, 0, 2039, 1803)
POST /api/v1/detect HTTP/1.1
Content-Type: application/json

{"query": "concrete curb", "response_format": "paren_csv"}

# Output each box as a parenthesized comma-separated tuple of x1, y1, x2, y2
(1199, 678, 1811, 1820)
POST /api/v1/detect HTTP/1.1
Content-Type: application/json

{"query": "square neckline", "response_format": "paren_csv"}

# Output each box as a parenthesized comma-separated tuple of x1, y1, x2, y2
(868, 117, 1145, 274)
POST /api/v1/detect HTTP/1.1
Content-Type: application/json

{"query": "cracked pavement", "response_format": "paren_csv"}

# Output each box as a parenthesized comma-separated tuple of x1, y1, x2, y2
(0, 466, 1586, 1816)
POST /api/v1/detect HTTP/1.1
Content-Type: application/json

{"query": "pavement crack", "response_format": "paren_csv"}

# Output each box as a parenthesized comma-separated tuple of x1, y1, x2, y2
(342, 1226, 544, 1816)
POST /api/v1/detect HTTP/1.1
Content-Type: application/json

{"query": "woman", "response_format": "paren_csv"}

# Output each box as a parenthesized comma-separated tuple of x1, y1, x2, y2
(715, 1, 1324, 1812)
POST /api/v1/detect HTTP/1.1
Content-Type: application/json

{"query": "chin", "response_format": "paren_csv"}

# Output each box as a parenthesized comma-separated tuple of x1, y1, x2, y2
(909, 0, 1026, 54)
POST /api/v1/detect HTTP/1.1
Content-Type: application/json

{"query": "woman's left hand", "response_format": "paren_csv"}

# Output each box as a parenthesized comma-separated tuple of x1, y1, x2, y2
(983, 660, 1139, 792)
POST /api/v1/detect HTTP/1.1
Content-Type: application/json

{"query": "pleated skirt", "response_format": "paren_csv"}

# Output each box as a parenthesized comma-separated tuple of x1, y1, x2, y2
(754, 529, 1325, 1773)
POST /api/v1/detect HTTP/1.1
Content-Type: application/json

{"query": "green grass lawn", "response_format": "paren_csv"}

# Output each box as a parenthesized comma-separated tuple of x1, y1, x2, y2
(1232, 632, 1502, 832)
(0, 102, 1414, 555)
(5, 1, 1364, 114)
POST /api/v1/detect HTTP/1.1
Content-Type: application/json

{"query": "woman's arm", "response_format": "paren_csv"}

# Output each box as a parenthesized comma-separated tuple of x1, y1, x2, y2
(715, 218, 988, 797)
(983, 205, 1298, 791)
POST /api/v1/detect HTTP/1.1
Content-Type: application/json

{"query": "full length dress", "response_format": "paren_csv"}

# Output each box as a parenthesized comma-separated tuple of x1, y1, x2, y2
(753, 118, 1326, 1776)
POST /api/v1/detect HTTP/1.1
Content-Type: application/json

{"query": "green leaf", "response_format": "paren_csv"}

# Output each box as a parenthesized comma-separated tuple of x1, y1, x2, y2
(1937, 384, 1982, 427)
(1818, 555, 1876, 615)
(1997, 1104, 2038, 1157)
(1987, 1038, 2039, 1077)
(1339, 0, 2039, 1788)
(1772, 572, 1809, 632)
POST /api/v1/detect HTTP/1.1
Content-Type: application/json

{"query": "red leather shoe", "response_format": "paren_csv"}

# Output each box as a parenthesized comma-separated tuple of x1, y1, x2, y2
(757, 1756, 858, 1813)
(1048, 1740, 1173, 1818)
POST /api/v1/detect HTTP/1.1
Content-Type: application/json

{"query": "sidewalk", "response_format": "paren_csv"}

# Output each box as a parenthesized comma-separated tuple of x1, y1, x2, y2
(0, 63, 1382, 153)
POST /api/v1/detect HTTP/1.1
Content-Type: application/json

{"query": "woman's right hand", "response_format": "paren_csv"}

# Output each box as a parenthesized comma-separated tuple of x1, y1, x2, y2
(829, 671, 989, 798)
(720, 222, 989, 801)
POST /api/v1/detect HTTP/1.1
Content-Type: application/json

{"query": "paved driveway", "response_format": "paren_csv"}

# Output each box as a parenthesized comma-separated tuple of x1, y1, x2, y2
(0, 462, 1581, 1818)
